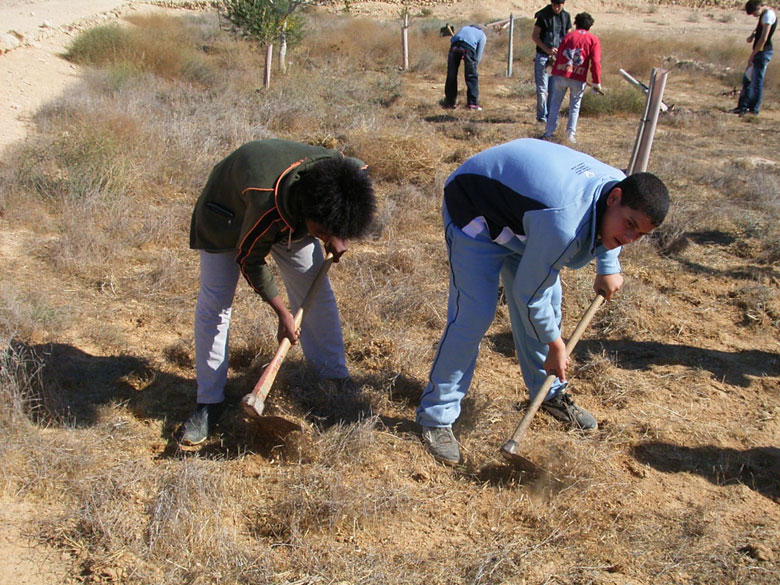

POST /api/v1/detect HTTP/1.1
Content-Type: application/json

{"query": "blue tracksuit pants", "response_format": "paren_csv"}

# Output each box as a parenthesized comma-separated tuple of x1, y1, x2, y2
(416, 203, 564, 428)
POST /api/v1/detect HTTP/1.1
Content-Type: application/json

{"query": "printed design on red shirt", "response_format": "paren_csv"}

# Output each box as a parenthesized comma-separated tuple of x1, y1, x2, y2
(561, 47, 584, 75)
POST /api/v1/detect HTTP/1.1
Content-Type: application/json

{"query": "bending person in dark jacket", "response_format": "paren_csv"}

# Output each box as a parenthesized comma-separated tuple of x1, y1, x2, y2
(183, 139, 376, 445)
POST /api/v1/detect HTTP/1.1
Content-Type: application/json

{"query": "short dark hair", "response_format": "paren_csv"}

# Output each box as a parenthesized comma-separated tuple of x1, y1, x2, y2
(294, 157, 376, 239)
(614, 172, 670, 226)
(574, 12, 594, 30)
(745, 0, 763, 15)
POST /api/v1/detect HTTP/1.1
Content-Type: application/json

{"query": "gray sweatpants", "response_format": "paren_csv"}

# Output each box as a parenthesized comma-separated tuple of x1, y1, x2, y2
(194, 237, 348, 404)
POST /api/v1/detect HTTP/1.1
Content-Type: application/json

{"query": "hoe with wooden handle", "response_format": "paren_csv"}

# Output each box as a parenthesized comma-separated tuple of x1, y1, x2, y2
(240, 252, 335, 433)
(500, 293, 605, 470)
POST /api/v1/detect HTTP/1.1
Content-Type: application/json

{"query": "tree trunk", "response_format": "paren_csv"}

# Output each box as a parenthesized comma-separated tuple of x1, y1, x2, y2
(280, 25, 288, 74)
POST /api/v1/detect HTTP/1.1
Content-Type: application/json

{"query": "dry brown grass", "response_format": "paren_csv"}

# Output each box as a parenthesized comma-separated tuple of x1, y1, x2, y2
(0, 6, 779, 585)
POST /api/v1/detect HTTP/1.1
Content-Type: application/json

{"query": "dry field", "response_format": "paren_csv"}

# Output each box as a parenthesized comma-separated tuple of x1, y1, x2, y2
(0, 1, 778, 584)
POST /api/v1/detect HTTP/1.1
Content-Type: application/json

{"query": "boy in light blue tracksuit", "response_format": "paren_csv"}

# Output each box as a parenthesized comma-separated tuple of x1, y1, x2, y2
(417, 138, 670, 465)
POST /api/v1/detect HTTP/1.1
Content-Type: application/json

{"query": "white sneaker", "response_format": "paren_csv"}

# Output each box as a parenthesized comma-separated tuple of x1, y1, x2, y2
(567, 133, 576, 144)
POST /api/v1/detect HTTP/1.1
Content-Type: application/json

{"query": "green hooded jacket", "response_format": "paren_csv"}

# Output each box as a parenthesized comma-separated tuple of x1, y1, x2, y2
(190, 139, 363, 301)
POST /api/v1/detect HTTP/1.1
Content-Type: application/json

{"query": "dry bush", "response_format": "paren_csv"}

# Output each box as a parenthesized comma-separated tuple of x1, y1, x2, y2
(730, 284, 780, 328)
(348, 128, 446, 185)
(657, 105, 721, 129)
(708, 161, 780, 261)
(144, 461, 273, 582)
(0, 281, 66, 341)
(301, 14, 401, 71)
(0, 341, 49, 427)
(255, 418, 413, 538)
(406, 24, 448, 75)
(649, 204, 693, 256)
(65, 14, 218, 85)
(601, 31, 679, 77)
(594, 272, 671, 338)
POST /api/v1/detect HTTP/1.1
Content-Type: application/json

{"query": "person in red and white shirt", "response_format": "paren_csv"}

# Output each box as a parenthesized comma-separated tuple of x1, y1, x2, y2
(541, 12, 601, 143)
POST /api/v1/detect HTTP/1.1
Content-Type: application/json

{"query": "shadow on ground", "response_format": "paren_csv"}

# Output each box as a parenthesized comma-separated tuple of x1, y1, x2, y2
(632, 442, 780, 502)
(578, 339, 779, 387)
(9, 342, 425, 460)
(485, 335, 780, 388)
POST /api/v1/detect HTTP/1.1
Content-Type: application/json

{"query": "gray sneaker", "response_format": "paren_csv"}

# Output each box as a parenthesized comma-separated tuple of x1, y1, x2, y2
(541, 392, 597, 430)
(420, 425, 460, 465)
(180, 402, 224, 446)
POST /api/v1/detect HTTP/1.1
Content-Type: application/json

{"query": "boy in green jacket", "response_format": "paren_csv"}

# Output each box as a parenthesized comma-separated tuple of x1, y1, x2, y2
(183, 139, 376, 445)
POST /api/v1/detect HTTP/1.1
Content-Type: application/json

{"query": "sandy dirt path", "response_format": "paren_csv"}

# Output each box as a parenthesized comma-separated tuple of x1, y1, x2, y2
(0, 1, 198, 153)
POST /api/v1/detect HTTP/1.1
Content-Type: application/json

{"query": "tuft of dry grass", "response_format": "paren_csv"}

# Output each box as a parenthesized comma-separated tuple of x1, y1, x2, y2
(730, 284, 780, 328)
(65, 14, 218, 86)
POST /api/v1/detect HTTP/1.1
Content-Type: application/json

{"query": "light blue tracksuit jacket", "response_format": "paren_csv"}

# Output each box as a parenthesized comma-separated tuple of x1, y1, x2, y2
(417, 138, 624, 428)
(451, 25, 487, 64)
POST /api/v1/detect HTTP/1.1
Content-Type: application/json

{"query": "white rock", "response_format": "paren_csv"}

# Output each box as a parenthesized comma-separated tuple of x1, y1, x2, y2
(0, 33, 21, 53)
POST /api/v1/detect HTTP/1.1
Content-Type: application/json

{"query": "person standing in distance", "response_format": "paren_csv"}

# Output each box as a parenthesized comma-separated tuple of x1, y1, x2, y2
(443, 24, 487, 111)
(731, 0, 776, 116)
(532, 0, 572, 123)
(542, 12, 602, 144)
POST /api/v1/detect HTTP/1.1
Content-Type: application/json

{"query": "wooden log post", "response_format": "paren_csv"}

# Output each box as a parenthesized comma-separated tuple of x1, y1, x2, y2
(619, 68, 669, 112)
(627, 68, 669, 174)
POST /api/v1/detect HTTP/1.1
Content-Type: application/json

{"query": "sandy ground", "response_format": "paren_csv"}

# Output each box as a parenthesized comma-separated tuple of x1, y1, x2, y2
(0, 1, 762, 583)
(0, 1, 203, 152)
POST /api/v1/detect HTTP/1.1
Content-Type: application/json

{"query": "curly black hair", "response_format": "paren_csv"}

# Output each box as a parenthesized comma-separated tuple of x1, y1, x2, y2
(574, 12, 594, 30)
(293, 157, 376, 239)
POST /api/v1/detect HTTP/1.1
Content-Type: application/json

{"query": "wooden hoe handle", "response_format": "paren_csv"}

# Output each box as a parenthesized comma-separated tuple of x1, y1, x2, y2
(501, 293, 605, 455)
(249, 253, 335, 406)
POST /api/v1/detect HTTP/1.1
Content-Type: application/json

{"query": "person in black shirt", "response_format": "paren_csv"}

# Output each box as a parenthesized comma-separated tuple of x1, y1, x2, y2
(531, 0, 572, 123)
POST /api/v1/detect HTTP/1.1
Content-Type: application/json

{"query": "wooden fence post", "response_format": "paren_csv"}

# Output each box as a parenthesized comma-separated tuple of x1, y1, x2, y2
(402, 12, 409, 70)
(627, 68, 669, 174)
(506, 14, 514, 77)
(279, 24, 287, 74)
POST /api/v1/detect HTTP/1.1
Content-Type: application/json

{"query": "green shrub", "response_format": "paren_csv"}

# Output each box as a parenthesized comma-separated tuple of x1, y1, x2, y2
(64, 24, 130, 66)
(580, 85, 646, 116)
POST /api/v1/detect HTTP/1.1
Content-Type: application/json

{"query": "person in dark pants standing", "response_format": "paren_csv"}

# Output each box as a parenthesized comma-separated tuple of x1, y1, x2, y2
(731, 0, 776, 116)
(443, 24, 487, 110)
(532, 0, 572, 123)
